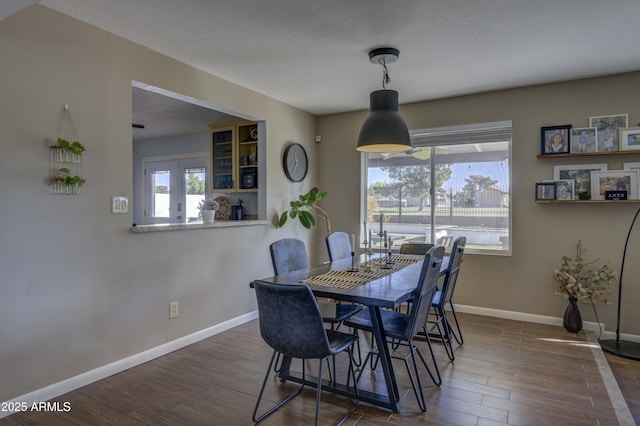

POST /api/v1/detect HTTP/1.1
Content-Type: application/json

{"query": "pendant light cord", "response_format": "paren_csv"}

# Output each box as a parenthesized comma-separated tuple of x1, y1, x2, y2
(381, 61, 390, 89)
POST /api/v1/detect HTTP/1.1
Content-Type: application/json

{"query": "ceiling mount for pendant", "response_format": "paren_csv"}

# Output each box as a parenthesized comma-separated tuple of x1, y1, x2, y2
(369, 47, 399, 65)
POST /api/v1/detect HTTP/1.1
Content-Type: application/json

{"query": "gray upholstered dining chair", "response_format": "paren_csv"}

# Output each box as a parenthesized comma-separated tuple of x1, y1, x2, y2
(326, 231, 352, 261)
(399, 242, 434, 255)
(269, 238, 309, 275)
(252, 281, 359, 425)
(429, 236, 466, 360)
(269, 238, 363, 369)
(270, 238, 362, 326)
(344, 246, 445, 413)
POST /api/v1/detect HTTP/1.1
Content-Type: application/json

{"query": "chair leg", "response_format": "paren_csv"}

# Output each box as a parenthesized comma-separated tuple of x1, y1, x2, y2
(428, 306, 455, 361)
(253, 351, 305, 423)
(402, 344, 427, 412)
(414, 333, 442, 386)
(447, 302, 464, 345)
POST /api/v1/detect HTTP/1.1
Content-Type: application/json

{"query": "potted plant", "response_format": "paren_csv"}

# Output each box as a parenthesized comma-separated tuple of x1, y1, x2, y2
(278, 187, 331, 234)
(554, 240, 616, 332)
(198, 198, 220, 224)
(52, 137, 86, 163)
(49, 167, 86, 194)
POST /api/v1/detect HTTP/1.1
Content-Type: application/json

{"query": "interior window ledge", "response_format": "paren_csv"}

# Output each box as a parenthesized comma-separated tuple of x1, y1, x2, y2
(130, 219, 268, 233)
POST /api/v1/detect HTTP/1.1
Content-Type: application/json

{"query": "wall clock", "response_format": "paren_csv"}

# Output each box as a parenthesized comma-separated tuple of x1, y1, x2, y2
(283, 143, 308, 182)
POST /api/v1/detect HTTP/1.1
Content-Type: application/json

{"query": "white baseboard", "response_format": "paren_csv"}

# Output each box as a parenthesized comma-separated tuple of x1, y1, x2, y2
(454, 304, 640, 342)
(1, 310, 258, 419)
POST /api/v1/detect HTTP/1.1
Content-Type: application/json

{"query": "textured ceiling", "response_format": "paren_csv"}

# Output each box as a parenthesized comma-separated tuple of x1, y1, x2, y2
(32, 0, 640, 116)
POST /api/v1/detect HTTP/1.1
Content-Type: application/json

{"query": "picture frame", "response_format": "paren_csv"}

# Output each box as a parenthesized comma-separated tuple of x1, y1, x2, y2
(541, 125, 571, 155)
(536, 182, 556, 200)
(553, 164, 607, 199)
(589, 114, 628, 152)
(590, 170, 639, 200)
(618, 127, 640, 151)
(623, 162, 640, 189)
(543, 179, 575, 200)
(570, 127, 597, 153)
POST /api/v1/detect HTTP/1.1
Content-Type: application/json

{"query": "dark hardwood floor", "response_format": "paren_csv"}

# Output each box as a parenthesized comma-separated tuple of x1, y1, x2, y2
(2, 312, 638, 425)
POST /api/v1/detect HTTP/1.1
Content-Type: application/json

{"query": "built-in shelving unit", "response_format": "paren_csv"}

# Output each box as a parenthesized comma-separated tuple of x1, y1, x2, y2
(210, 121, 258, 193)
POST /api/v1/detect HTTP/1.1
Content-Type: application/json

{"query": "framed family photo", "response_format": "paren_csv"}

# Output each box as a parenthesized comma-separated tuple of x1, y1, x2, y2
(554, 163, 607, 198)
(619, 127, 640, 152)
(589, 114, 628, 152)
(544, 179, 575, 200)
(590, 170, 639, 200)
(535, 182, 556, 200)
(541, 125, 571, 154)
(570, 127, 597, 153)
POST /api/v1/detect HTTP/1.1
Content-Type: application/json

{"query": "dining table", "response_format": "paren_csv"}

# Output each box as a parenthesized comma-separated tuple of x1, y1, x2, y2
(250, 252, 449, 412)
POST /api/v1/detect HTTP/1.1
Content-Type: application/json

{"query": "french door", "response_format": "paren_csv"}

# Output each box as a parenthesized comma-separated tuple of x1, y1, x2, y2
(144, 156, 207, 224)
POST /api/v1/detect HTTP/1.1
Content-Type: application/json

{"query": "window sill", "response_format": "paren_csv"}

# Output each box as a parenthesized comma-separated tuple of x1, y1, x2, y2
(129, 219, 268, 233)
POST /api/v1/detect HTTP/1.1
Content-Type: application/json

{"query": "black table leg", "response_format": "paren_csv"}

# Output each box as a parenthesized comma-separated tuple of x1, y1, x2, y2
(369, 305, 401, 412)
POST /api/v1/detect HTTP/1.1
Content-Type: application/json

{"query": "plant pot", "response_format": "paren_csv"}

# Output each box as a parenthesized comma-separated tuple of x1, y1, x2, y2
(202, 210, 216, 224)
(563, 298, 582, 333)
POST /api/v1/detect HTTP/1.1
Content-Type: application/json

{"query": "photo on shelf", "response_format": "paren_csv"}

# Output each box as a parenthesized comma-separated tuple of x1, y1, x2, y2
(589, 114, 628, 152)
(554, 163, 607, 199)
(541, 125, 571, 154)
(544, 179, 575, 200)
(618, 127, 640, 152)
(623, 162, 640, 190)
(590, 170, 639, 200)
(570, 127, 597, 153)
(536, 182, 556, 201)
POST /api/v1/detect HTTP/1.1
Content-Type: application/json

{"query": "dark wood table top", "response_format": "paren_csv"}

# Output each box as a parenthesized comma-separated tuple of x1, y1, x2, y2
(252, 254, 446, 309)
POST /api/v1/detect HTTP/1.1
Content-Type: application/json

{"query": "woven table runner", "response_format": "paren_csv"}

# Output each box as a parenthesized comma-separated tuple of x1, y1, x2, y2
(303, 254, 422, 289)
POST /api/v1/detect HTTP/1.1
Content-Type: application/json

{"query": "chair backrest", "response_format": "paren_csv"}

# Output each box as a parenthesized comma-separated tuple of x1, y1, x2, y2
(437, 234, 453, 248)
(399, 242, 434, 255)
(254, 281, 331, 359)
(405, 245, 445, 340)
(269, 238, 310, 275)
(436, 236, 466, 307)
(326, 231, 352, 262)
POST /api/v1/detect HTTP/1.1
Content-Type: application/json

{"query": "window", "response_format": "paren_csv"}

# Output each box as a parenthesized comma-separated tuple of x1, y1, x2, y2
(144, 156, 208, 224)
(364, 121, 511, 254)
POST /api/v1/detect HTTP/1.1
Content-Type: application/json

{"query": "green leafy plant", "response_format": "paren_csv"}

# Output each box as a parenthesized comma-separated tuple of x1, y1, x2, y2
(278, 187, 331, 233)
(198, 198, 220, 211)
(55, 137, 85, 154)
(554, 240, 615, 303)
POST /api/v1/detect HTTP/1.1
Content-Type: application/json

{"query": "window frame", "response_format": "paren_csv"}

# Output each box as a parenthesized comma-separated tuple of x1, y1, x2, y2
(361, 121, 512, 256)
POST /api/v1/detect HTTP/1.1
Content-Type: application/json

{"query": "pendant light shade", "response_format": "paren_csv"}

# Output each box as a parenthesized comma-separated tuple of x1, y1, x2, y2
(356, 89, 410, 152)
(356, 47, 411, 153)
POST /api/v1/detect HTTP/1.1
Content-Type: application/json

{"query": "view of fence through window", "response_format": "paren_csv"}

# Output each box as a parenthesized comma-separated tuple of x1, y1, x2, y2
(365, 123, 511, 254)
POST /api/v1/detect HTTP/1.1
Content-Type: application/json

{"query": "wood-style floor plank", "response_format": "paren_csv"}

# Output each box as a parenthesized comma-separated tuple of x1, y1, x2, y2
(2, 312, 637, 425)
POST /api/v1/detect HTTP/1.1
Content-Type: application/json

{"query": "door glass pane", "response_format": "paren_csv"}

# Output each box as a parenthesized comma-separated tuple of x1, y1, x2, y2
(152, 170, 170, 218)
(185, 167, 206, 222)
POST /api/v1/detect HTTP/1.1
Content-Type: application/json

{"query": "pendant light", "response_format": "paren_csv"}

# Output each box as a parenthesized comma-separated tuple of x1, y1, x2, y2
(356, 47, 411, 153)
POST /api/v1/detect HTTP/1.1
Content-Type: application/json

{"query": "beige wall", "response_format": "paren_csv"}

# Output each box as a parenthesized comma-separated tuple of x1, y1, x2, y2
(317, 72, 640, 334)
(0, 5, 319, 401)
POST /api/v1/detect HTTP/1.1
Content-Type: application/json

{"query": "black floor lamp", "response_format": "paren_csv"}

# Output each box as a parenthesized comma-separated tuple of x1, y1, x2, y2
(599, 206, 640, 360)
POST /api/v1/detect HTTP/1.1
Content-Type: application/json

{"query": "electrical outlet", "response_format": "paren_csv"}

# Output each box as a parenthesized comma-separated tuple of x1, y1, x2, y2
(169, 301, 179, 319)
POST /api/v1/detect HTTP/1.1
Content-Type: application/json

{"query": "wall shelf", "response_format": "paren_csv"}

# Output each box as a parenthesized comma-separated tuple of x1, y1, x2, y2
(536, 199, 640, 204)
(537, 151, 640, 159)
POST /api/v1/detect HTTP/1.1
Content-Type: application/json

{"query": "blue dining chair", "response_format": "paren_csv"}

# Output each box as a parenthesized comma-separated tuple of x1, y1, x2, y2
(252, 281, 359, 425)
(326, 231, 352, 261)
(344, 246, 445, 413)
(270, 238, 362, 326)
(429, 236, 466, 360)
(269, 238, 363, 371)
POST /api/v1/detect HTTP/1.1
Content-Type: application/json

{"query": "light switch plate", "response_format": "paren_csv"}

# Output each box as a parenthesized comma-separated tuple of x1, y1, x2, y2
(112, 196, 129, 213)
